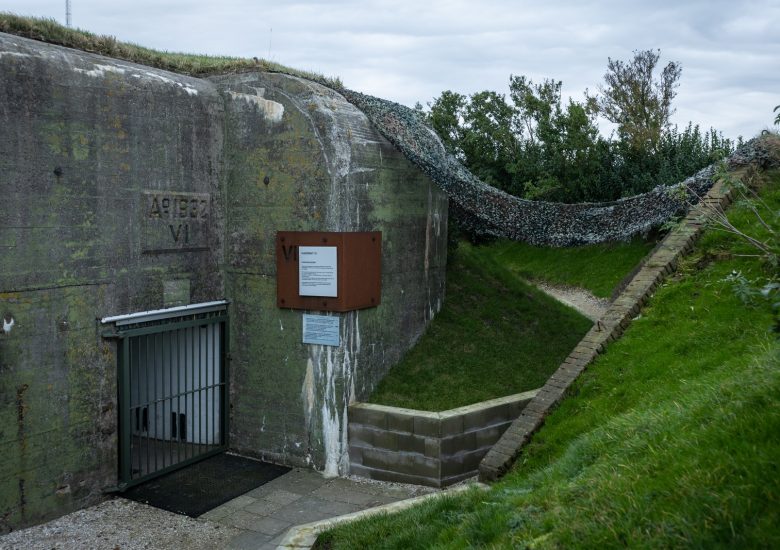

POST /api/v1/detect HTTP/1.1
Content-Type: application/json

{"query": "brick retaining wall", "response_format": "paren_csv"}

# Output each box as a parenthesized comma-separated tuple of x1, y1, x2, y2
(348, 390, 538, 487)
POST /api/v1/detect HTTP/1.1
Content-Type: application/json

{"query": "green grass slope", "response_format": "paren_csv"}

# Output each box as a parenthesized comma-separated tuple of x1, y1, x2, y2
(487, 237, 656, 299)
(368, 242, 593, 411)
(320, 170, 780, 548)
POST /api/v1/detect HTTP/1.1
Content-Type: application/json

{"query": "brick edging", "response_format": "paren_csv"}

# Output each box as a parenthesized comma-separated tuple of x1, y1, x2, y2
(478, 178, 734, 482)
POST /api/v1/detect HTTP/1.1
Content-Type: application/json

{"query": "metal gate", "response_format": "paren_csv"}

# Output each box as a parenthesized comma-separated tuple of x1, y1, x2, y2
(104, 302, 228, 488)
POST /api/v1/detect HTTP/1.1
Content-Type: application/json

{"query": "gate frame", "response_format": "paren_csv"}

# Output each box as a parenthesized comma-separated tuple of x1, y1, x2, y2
(102, 301, 230, 490)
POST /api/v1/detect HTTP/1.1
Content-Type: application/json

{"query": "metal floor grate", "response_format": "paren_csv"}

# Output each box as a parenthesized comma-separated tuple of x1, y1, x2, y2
(121, 453, 291, 517)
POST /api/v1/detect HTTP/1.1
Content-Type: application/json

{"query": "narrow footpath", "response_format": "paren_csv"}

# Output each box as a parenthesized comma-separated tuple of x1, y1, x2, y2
(0, 469, 436, 550)
(533, 282, 610, 322)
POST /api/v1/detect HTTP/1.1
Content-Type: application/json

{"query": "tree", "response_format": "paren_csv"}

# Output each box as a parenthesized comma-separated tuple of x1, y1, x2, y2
(427, 91, 467, 157)
(593, 49, 681, 152)
(422, 50, 729, 203)
(509, 76, 608, 201)
(460, 90, 519, 189)
(428, 89, 519, 190)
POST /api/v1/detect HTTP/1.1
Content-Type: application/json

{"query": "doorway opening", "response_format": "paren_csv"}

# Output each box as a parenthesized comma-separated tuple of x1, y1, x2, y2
(103, 301, 229, 488)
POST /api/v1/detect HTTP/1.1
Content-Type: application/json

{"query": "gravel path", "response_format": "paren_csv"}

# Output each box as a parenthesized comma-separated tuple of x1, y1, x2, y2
(0, 469, 437, 550)
(0, 499, 240, 550)
(535, 282, 610, 321)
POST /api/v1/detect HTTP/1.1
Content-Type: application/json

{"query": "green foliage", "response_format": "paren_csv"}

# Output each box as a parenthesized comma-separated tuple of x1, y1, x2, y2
(460, 90, 519, 189)
(723, 270, 763, 304)
(614, 122, 737, 196)
(591, 49, 681, 151)
(425, 50, 735, 203)
(698, 165, 780, 329)
(509, 76, 607, 202)
(368, 242, 592, 411)
(320, 170, 780, 550)
(427, 90, 467, 156)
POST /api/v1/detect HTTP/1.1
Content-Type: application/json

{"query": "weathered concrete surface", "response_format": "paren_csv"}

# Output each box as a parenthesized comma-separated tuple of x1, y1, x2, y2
(210, 72, 448, 476)
(0, 33, 225, 533)
(0, 32, 448, 532)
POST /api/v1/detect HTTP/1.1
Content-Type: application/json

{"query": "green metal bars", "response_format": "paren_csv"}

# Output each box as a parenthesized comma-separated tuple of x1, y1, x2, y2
(115, 309, 228, 488)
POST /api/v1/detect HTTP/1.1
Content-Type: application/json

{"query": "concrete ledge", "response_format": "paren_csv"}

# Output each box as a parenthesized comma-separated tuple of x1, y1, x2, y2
(277, 482, 487, 549)
(348, 390, 537, 487)
(478, 176, 739, 482)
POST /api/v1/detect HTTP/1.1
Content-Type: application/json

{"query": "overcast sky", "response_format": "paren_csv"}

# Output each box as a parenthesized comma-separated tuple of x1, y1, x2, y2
(3, 0, 778, 139)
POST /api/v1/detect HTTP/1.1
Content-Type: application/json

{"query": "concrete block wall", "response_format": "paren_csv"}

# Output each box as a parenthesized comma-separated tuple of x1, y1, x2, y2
(348, 390, 537, 487)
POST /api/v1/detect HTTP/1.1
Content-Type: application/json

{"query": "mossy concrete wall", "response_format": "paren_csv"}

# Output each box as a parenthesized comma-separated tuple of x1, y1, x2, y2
(0, 33, 447, 531)
(212, 72, 448, 475)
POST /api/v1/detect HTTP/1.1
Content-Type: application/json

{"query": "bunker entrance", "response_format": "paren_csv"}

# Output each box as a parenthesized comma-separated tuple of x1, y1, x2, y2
(103, 302, 229, 488)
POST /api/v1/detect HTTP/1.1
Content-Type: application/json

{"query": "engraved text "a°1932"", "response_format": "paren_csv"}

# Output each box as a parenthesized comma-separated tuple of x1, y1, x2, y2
(146, 193, 209, 245)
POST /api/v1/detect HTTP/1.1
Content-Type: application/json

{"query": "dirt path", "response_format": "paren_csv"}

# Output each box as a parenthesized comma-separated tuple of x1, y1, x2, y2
(535, 282, 610, 322)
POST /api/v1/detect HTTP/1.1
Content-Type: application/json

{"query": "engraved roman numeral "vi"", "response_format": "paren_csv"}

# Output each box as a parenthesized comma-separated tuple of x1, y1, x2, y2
(169, 224, 190, 243)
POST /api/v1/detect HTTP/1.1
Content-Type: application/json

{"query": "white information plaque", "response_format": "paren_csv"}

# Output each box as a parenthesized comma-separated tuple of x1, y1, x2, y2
(299, 246, 338, 297)
(302, 314, 340, 347)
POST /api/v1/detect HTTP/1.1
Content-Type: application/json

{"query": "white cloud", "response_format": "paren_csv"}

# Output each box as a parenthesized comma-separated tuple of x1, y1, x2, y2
(2, 0, 778, 137)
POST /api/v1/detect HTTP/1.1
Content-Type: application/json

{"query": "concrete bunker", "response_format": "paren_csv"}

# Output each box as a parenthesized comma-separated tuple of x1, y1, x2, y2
(0, 32, 447, 531)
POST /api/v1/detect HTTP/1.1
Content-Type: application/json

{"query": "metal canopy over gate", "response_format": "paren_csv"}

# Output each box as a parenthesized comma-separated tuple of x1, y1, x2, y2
(102, 301, 229, 488)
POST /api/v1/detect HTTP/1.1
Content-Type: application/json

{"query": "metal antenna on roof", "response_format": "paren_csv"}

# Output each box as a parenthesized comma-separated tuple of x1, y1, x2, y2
(66, 0, 72, 27)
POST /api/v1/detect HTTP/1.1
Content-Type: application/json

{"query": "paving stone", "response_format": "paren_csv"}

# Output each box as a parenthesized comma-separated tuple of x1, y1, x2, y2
(199, 505, 232, 521)
(227, 530, 274, 550)
(205, 469, 435, 542)
(262, 489, 304, 505)
(354, 485, 420, 501)
(221, 495, 257, 510)
(273, 472, 329, 495)
(244, 514, 292, 536)
(323, 476, 386, 495)
(222, 510, 290, 535)
(243, 498, 287, 516)
(312, 483, 380, 505)
(270, 497, 361, 524)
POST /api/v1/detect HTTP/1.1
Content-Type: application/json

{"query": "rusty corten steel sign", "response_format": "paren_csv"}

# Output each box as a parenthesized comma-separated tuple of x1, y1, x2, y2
(276, 231, 382, 312)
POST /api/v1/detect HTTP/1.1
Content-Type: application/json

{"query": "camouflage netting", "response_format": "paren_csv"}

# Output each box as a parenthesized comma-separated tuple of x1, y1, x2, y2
(342, 89, 777, 246)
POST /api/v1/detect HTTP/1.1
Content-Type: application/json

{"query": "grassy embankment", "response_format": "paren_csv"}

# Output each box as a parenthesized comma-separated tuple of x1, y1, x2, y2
(322, 168, 780, 547)
(369, 237, 652, 411)
(487, 237, 657, 299)
(0, 13, 342, 86)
